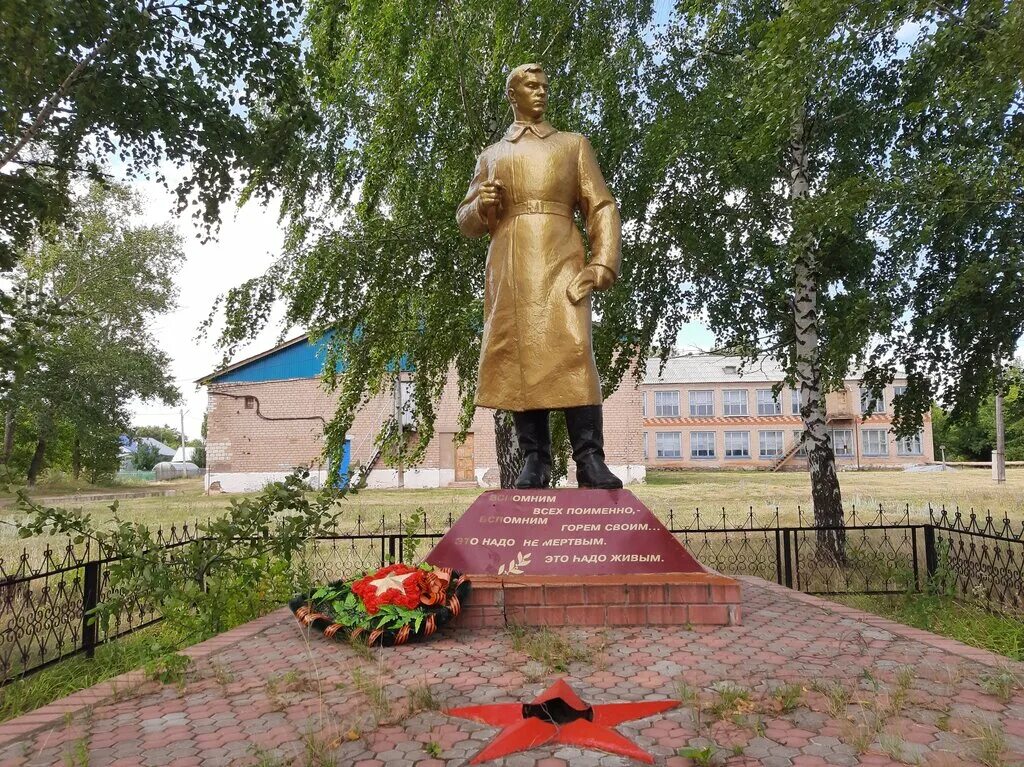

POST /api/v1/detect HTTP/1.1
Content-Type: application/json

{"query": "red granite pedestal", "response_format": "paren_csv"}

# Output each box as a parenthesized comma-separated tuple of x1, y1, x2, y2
(426, 489, 741, 628)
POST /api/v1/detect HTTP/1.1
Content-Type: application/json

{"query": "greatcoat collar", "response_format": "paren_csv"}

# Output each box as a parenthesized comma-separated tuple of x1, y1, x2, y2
(503, 120, 557, 142)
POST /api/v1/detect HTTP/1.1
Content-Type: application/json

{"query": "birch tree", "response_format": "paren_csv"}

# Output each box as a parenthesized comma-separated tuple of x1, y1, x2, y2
(645, 1, 905, 547)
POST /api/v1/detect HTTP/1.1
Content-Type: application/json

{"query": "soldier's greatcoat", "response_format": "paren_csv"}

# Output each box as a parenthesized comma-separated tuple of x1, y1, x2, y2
(457, 120, 622, 411)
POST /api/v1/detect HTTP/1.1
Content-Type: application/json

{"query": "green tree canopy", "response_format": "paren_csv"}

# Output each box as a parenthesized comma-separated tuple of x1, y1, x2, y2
(867, 0, 1024, 432)
(0, 0, 304, 268)
(3, 182, 181, 483)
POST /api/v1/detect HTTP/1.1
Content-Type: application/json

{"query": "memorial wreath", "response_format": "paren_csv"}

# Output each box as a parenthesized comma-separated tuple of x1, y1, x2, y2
(290, 563, 470, 647)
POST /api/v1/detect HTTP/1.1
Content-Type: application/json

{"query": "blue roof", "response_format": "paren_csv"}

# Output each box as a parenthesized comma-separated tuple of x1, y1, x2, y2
(204, 334, 340, 384)
(200, 331, 413, 385)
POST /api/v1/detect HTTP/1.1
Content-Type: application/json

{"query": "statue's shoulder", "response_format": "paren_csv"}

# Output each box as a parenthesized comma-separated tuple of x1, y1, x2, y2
(478, 141, 503, 159)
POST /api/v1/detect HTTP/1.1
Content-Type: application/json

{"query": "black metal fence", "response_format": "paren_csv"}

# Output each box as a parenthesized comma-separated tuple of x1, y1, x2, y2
(1, 505, 1021, 685)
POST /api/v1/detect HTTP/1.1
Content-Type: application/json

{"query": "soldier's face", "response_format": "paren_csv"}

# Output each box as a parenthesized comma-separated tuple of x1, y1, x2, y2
(508, 71, 549, 121)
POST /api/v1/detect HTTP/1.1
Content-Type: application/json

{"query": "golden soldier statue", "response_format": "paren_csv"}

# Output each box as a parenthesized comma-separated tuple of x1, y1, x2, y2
(457, 63, 622, 489)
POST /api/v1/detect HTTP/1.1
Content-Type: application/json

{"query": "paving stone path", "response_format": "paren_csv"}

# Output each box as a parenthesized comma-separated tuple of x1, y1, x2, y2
(0, 577, 1021, 767)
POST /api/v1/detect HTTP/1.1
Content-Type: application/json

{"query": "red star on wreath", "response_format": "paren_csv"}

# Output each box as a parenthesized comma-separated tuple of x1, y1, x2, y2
(446, 679, 679, 764)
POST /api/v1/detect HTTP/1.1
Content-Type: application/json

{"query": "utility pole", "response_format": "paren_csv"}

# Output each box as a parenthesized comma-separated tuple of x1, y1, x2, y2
(179, 408, 187, 478)
(994, 390, 1006, 483)
(394, 376, 404, 488)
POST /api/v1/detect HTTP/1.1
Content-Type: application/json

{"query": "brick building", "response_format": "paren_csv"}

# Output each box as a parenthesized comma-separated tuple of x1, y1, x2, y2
(641, 355, 934, 470)
(198, 335, 646, 492)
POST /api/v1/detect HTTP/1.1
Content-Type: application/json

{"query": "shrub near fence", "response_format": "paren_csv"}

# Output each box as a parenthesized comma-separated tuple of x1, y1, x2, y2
(1, 505, 1022, 685)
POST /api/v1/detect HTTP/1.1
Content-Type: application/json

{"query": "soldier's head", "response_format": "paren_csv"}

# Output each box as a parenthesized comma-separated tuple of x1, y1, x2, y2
(506, 64, 548, 123)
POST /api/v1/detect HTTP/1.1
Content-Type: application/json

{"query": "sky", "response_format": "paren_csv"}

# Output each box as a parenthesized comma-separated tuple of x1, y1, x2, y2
(127, 169, 287, 439)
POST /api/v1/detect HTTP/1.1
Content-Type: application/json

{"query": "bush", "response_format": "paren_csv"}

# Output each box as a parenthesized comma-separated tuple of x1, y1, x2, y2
(17, 468, 342, 639)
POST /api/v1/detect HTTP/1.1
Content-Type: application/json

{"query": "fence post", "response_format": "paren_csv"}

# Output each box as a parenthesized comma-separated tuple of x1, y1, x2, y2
(782, 529, 794, 589)
(923, 525, 938, 584)
(774, 529, 784, 585)
(387, 536, 398, 564)
(82, 561, 100, 659)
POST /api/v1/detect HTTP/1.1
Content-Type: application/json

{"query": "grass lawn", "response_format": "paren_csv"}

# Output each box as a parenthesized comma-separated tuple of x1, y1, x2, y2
(3, 467, 1022, 563)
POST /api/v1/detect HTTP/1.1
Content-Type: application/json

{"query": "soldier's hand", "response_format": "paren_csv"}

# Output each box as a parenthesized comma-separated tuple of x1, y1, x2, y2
(567, 264, 616, 304)
(478, 180, 503, 211)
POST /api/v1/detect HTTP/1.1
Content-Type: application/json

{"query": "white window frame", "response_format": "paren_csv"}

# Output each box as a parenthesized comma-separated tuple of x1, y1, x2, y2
(690, 431, 716, 459)
(793, 430, 807, 457)
(893, 385, 907, 399)
(861, 428, 889, 456)
(689, 390, 714, 416)
(758, 430, 784, 459)
(757, 389, 782, 415)
(654, 390, 680, 417)
(724, 431, 750, 459)
(642, 431, 649, 460)
(896, 432, 923, 456)
(790, 389, 801, 415)
(655, 431, 682, 459)
(722, 389, 748, 416)
(642, 392, 647, 418)
(831, 429, 853, 458)
(860, 386, 886, 415)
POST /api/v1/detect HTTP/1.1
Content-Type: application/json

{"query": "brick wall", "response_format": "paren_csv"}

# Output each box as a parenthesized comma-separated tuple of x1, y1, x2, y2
(205, 370, 646, 491)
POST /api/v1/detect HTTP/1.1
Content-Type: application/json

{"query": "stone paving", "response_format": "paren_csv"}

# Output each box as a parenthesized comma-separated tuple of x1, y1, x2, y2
(0, 577, 1021, 767)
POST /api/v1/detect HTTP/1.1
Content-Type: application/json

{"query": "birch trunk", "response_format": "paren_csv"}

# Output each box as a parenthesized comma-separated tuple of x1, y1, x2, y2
(788, 109, 846, 563)
(493, 410, 524, 489)
(1, 410, 15, 464)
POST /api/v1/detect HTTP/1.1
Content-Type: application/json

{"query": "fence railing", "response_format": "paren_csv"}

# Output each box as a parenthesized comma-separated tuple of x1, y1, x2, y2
(1, 506, 1021, 685)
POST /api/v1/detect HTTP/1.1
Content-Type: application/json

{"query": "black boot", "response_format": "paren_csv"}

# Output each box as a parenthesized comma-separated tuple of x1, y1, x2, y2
(564, 405, 623, 489)
(512, 410, 552, 489)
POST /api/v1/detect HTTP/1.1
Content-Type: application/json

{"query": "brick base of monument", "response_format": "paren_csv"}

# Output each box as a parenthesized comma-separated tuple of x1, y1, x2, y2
(457, 572, 742, 629)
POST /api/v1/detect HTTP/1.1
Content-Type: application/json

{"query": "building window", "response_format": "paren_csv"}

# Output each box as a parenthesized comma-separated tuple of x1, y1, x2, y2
(244, 396, 256, 409)
(831, 429, 853, 457)
(724, 431, 750, 458)
(793, 430, 807, 456)
(862, 429, 888, 456)
(654, 390, 680, 417)
(722, 389, 748, 416)
(656, 431, 682, 458)
(759, 430, 784, 458)
(689, 390, 714, 416)
(893, 385, 907, 402)
(690, 431, 716, 458)
(757, 389, 782, 415)
(860, 386, 885, 414)
(642, 431, 649, 460)
(791, 389, 801, 415)
(897, 432, 923, 456)
(642, 393, 647, 418)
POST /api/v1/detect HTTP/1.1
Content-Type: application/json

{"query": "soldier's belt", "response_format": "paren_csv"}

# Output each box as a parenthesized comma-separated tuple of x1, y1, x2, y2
(506, 200, 574, 219)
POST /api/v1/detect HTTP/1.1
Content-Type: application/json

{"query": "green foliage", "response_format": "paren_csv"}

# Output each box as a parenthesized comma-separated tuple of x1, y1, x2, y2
(0, 623, 186, 724)
(836, 593, 1024, 662)
(17, 469, 342, 638)
(210, 0, 669, 469)
(645, 0, 903, 397)
(132, 426, 181, 451)
(1, 182, 181, 484)
(871, 1, 1024, 432)
(190, 444, 207, 469)
(677, 745, 717, 767)
(132, 442, 162, 472)
(931, 363, 1024, 461)
(400, 509, 424, 563)
(0, 0, 304, 268)
(144, 652, 191, 686)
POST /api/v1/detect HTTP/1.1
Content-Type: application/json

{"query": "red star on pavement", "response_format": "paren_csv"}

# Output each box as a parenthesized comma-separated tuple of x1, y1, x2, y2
(446, 679, 679, 764)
